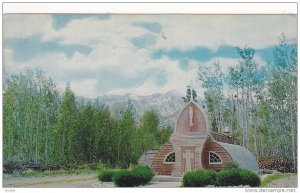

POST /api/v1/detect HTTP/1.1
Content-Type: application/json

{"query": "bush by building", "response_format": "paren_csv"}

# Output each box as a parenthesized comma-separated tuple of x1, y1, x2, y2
(182, 168, 260, 187)
(98, 169, 120, 182)
(215, 168, 261, 187)
(112, 165, 154, 187)
(182, 169, 216, 187)
(239, 169, 261, 187)
(215, 168, 243, 186)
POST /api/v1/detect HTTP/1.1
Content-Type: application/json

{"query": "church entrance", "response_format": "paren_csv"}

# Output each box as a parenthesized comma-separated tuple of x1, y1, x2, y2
(181, 146, 195, 173)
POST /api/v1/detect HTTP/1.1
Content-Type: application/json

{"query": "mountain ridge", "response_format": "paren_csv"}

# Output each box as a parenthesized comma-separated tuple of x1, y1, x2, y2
(76, 90, 203, 127)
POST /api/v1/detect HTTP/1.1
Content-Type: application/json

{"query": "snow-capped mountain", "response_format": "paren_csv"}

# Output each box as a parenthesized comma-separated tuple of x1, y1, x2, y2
(95, 90, 184, 126)
(76, 90, 204, 127)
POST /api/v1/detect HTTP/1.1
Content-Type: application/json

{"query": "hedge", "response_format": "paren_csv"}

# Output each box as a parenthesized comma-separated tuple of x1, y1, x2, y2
(112, 165, 154, 187)
(215, 168, 261, 187)
(182, 168, 261, 187)
(182, 169, 216, 187)
(98, 169, 119, 182)
(215, 168, 242, 186)
(131, 165, 155, 185)
(239, 169, 261, 187)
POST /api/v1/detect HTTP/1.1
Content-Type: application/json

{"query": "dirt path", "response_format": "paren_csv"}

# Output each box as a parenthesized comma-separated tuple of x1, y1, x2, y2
(265, 174, 297, 188)
(3, 174, 99, 188)
(3, 174, 182, 188)
(3, 173, 297, 188)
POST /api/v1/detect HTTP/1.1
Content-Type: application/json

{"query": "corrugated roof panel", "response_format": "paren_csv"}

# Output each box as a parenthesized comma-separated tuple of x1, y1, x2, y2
(217, 142, 259, 172)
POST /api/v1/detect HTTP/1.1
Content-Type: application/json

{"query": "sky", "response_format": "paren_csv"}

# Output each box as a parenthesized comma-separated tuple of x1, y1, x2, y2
(3, 14, 297, 98)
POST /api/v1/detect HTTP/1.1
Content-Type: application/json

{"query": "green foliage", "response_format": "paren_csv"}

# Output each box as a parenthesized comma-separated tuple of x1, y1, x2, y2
(3, 69, 173, 171)
(52, 86, 78, 165)
(130, 165, 155, 185)
(3, 69, 60, 164)
(112, 169, 135, 187)
(182, 168, 260, 187)
(182, 169, 216, 187)
(98, 169, 119, 182)
(133, 110, 173, 161)
(112, 166, 154, 187)
(215, 168, 260, 187)
(156, 125, 173, 145)
(215, 168, 242, 186)
(239, 169, 261, 187)
(224, 162, 240, 170)
(198, 34, 297, 160)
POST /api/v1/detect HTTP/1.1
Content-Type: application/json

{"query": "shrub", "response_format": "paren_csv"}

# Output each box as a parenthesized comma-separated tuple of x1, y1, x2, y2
(112, 165, 154, 187)
(215, 168, 261, 187)
(215, 168, 242, 186)
(131, 165, 155, 185)
(224, 162, 240, 170)
(239, 169, 261, 187)
(182, 169, 216, 187)
(112, 169, 136, 187)
(98, 169, 119, 182)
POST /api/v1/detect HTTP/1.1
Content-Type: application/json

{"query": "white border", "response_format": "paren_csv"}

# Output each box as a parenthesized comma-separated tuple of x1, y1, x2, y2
(3, 2, 297, 14)
(1, 2, 298, 193)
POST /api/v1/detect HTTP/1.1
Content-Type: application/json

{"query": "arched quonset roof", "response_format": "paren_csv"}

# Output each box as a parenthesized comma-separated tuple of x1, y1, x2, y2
(217, 142, 259, 172)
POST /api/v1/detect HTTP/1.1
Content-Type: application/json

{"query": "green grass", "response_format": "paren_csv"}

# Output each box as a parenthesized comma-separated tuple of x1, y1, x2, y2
(261, 173, 294, 187)
(13, 168, 99, 177)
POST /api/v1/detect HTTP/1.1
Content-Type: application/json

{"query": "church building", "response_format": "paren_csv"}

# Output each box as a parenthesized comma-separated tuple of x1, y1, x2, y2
(139, 87, 259, 176)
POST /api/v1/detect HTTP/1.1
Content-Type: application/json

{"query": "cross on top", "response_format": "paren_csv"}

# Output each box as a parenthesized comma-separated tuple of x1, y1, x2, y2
(182, 85, 198, 103)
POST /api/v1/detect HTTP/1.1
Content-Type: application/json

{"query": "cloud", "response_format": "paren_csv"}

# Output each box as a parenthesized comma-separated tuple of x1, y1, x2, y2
(151, 15, 297, 50)
(132, 21, 162, 34)
(152, 45, 240, 70)
(71, 79, 98, 98)
(4, 34, 92, 62)
(3, 14, 297, 98)
(131, 34, 157, 48)
(3, 14, 54, 39)
(42, 15, 149, 47)
(106, 56, 198, 96)
(4, 14, 297, 50)
(51, 14, 111, 30)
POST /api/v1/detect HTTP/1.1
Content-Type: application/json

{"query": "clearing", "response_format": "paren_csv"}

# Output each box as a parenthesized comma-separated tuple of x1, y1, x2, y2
(2, 173, 297, 188)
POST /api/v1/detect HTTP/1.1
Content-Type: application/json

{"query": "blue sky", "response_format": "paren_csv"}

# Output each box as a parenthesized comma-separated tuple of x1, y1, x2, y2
(3, 14, 297, 97)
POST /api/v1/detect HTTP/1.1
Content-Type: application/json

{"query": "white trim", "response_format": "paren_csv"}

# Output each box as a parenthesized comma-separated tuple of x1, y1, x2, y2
(209, 151, 222, 165)
(164, 152, 175, 164)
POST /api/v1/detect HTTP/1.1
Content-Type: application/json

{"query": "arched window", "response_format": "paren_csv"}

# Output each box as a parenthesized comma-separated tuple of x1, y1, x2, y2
(164, 152, 175, 164)
(209, 151, 222, 164)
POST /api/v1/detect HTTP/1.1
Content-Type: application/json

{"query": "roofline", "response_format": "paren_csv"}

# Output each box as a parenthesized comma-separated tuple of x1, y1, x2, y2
(150, 143, 174, 169)
(208, 133, 234, 162)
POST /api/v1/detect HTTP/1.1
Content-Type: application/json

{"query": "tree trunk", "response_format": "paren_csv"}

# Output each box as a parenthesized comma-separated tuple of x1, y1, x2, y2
(254, 117, 258, 156)
(290, 107, 296, 172)
(259, 131, 264, 157)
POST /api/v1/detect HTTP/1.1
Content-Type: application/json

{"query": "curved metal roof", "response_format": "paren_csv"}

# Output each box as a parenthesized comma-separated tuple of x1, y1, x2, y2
(217, 142, 259, 172)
